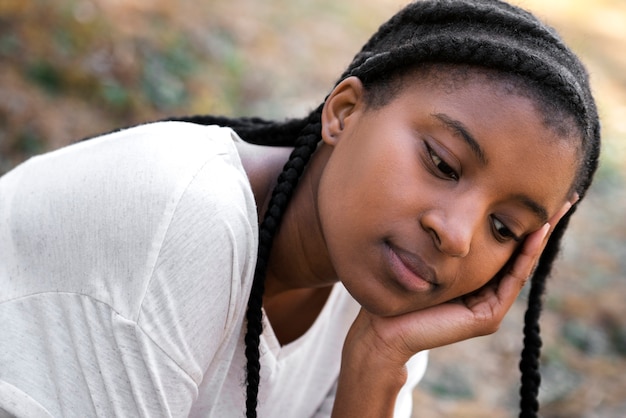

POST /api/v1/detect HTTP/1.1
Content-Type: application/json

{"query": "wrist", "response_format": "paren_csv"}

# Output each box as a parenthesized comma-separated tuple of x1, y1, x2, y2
(332, 341, 408, 417)
(332, 360, 406, 418)
(341, 335, 409, 387)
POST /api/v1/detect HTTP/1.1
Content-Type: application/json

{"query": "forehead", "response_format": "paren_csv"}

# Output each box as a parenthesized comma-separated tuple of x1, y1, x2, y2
(380, 64, 583, 144)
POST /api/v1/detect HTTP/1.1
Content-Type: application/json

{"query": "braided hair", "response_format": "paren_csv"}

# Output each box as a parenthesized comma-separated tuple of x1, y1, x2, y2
(174, 1, 600, 416)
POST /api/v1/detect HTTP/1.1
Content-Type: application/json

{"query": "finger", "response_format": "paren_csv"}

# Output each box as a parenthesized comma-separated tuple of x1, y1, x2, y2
(470, 222, 548, 320)
(498, 198, 574, 301)
(373, 300, 497, 355)
(469, 221, 550, 317)
(546, 200, 573, 235)
(506, 222, 550, 288)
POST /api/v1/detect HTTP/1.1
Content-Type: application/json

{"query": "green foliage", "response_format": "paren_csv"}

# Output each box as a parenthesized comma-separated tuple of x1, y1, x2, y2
(101, 81, 131, 110)
(139, 36, 199, 110)
(26, 60, 64, 94)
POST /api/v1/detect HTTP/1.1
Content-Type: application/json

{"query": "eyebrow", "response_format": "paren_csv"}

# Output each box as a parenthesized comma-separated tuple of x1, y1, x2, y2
(432, 113, 488, 165)
(514, 194, 549, 225)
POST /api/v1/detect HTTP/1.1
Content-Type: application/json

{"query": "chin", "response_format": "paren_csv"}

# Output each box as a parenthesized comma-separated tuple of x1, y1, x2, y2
(340, 270, 439, 317)
(351, 288, 418, 317)
(361, 303, 401, 317)
(358, 288, 449, 317)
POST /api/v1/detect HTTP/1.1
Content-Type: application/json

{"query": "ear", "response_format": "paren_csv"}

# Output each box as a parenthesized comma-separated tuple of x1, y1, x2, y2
(320, 76, 365, 146)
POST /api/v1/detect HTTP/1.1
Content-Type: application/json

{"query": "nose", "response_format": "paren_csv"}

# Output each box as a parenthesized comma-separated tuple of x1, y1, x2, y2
(420, 207, 477, 258)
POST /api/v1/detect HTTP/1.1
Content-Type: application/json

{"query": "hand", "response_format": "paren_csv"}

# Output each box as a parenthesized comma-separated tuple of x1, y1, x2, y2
(332, 197, 576, 418)
(345, 195, 578, 368)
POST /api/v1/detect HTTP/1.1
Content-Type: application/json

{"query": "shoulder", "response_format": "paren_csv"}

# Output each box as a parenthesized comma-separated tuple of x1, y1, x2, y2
(1, 121, 255, 222)
(68, 121, 247, 185)
(0, 122, 258, 316)
(1, 121, 249, 203)
(133, 124, 260, 384)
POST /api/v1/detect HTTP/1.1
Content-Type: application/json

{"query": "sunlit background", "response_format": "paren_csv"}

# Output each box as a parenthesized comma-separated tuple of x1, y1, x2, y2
(1, 1, 624, 416)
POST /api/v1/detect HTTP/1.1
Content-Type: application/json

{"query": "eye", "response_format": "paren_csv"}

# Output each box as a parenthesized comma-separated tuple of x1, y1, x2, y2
(491, 216, 521, 243)
(425, 143, 459, 181)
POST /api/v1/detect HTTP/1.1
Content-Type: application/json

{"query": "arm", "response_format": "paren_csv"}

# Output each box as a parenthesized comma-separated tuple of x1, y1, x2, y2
(313, 352, 426, 418)
(331, 199, 575, 418)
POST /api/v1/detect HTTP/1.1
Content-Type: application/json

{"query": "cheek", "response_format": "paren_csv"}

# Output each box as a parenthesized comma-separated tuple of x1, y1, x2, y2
(316, 146, 399, 277)
(317, 140, 400, 233)
(316, 160, 364, 265)
(455, 244, 518, 297)
(485, 249, 516, 284)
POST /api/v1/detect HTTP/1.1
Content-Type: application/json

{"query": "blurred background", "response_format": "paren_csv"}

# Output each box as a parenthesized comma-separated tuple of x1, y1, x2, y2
(0, 0, 624, 416)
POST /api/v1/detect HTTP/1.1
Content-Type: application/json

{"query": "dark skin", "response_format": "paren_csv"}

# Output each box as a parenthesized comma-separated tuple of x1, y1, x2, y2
(236, 71, 579, 416)
(234, 135, 331, 344)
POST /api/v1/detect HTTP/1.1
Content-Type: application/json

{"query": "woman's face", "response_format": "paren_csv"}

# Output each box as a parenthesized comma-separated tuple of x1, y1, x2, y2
(316, 74, 579, 317)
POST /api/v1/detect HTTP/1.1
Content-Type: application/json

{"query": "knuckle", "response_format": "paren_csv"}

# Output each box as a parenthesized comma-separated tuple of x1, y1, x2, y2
(472, 308, 502, 335)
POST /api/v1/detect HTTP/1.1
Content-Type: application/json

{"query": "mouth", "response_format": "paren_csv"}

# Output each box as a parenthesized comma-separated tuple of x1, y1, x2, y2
(385, 241, 438, 293)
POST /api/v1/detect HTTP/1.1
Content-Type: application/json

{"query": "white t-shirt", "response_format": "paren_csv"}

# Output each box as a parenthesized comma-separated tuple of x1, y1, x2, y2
(0, 122, 427, 417)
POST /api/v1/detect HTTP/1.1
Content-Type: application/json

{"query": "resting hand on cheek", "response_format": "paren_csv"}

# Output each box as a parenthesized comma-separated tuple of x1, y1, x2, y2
(332, 198, 576, 418)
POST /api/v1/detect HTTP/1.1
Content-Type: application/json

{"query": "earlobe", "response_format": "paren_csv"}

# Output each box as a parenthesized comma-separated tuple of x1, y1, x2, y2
(320, 76, 365, 146)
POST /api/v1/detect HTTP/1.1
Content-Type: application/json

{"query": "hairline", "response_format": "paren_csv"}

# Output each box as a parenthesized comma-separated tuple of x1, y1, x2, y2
(359, 63, 585, 194)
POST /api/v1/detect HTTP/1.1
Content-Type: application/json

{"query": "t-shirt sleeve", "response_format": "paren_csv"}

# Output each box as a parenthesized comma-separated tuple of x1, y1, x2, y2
(0, 122, 258, 418)
(137, 142, 258, 388)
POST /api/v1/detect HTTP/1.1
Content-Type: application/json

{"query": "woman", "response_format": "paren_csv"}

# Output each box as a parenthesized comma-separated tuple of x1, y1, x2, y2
(0, 0, 600, 417)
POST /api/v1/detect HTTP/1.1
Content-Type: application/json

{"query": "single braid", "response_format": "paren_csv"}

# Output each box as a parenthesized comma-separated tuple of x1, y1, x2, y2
(166, 114, 311, 146)
(518, 208, 574, 417)
(242, 108, 322, 417)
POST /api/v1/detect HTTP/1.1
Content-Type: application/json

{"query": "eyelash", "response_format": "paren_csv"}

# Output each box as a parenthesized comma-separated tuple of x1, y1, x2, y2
(424, 142, 521, 243)
(491, 216, 522, 242)
(425, 143, 459, 181)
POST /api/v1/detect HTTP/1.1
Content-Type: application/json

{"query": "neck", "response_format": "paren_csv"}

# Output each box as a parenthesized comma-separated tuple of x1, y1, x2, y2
(237, 140, 338, 345)
(236, 139, 337, 297)
(234, 139, 292, 220)
(263, 143, 338, 297)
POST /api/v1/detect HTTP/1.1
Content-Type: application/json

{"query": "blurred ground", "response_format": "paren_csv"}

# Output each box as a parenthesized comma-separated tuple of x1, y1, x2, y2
(1, 0, 625, 417)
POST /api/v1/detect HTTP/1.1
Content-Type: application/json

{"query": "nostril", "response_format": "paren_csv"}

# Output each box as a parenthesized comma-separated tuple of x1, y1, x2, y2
(420, 212, 472, 258)
(428, 227, 470, 258)
(429, 228, 442, 248)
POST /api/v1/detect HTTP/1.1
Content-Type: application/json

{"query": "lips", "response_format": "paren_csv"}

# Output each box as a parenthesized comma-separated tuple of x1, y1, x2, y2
(385, 241, 437, 292)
